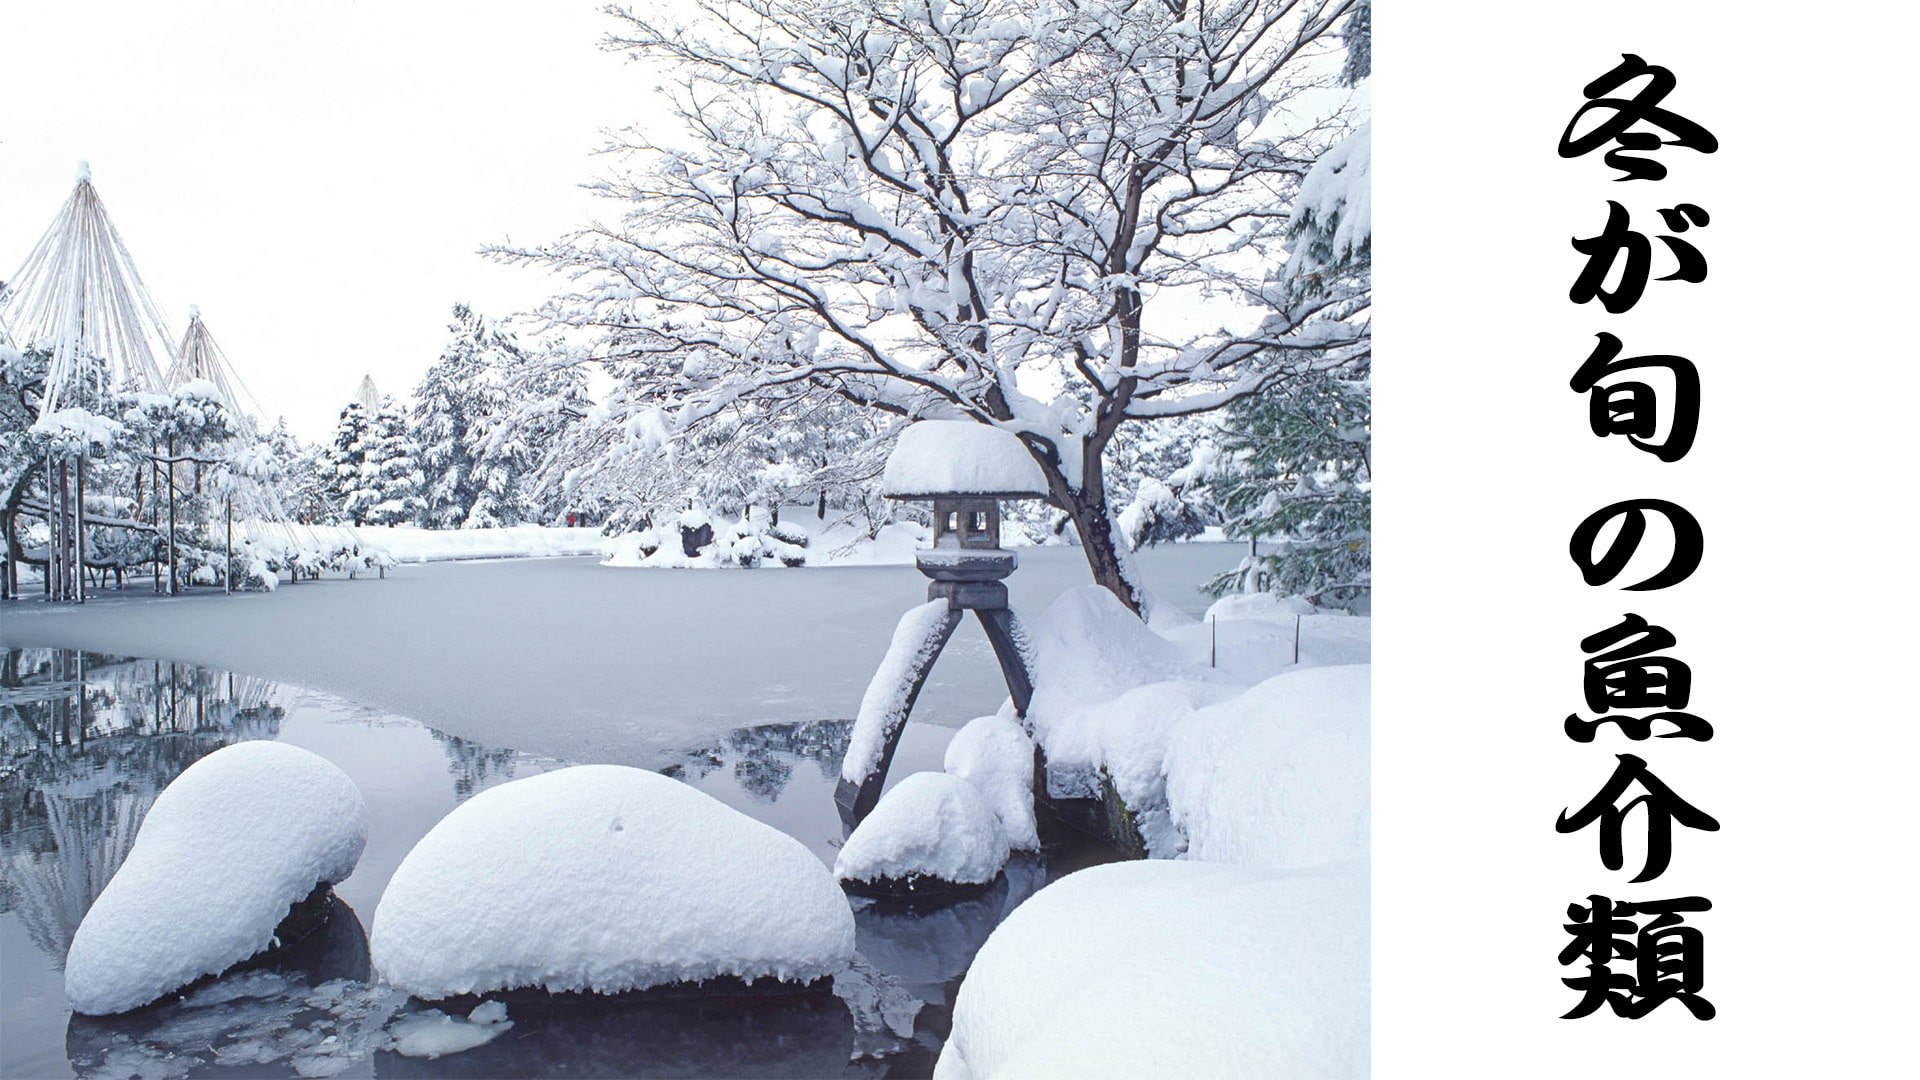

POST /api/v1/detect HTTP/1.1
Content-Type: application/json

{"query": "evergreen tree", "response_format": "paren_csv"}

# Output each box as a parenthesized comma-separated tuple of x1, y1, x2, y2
(327, 401, 376, 526)
(1207, 372, 1371, 606)
(264, 417, 337, 524)
(412, 304, 547, 528)
(362, 395, 422, 526)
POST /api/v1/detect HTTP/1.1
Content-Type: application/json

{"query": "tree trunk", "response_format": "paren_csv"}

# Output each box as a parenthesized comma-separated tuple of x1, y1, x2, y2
(1036, 445, 1148, 618)
(817, 490, 827, 520)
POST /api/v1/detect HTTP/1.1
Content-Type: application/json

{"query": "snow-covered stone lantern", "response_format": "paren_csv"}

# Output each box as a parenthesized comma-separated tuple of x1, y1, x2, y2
(835, 421, 1051, 825)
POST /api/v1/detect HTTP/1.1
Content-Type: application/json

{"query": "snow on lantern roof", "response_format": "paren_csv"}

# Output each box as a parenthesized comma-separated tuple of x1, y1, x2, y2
(882, 421, 1050, 500)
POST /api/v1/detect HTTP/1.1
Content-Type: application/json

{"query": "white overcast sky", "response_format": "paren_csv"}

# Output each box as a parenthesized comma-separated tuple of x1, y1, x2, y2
(1, 1, 645, 441)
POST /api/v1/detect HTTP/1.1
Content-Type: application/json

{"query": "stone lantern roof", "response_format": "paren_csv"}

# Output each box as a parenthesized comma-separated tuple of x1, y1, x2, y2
(881, 421, 1051, 501)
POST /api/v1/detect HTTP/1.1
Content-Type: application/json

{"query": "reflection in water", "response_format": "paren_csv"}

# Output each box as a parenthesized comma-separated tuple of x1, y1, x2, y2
(377, 991, 865, 1079)
(1, 647, 1066, 1079)
(0, 649, 287, 966)
(431, 731, 521, 803)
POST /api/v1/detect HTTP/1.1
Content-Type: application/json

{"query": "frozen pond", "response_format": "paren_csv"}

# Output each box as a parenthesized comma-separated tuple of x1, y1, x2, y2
(0, 545, 1247, 770)
(0, 646, 1080, 1078)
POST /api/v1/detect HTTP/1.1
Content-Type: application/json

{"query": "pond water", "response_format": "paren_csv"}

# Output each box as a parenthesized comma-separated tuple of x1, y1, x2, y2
(0, 646, 1086, 1079)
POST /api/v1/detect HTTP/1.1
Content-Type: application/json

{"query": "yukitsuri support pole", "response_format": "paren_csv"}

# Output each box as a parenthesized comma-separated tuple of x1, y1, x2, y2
(152, 454, 161, 594)
(76, 454, 86, 604)
(167, 437, 177, 596)
(225, 496, 233, 595)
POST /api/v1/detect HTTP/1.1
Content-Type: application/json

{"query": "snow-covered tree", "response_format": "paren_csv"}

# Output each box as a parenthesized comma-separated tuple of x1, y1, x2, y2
(264, 417, 337, 524)
(362, 396, 423, 527)
(412, 304, 550, 528)
(1207, 370, 1369, 605)
(1110, 416, 1219, 548)
(327, 401, 376, 526)
(497, 0, 1369, 615)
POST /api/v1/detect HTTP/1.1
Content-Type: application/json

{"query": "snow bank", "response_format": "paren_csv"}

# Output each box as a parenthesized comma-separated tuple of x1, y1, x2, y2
(1167, 665, 1369, 869)
(835, 772, 1009, 889)
(370, 765, 854, 998)
(358, 524, 610, 563)
(843, 599, 957, 785)
(1020, 585, 1224, 797)
(936, 860, 1367, 1080)
(882, 421, 1049, 498)
(65, 742, 369, 1015)
(942, 715, 1039, 851)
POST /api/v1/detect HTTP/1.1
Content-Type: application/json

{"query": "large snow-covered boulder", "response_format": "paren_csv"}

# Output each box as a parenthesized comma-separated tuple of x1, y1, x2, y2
(835, 772, 1009, 898)
(370, 765, 855, 999)
(936, 860, 1368, 1080)
(882, 421, 1049, 498)
(65, 741, 369, 1015)
(942, 716, 1039, 851)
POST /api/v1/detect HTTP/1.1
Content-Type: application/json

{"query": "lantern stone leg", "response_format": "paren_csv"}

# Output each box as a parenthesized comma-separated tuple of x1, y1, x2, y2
(834, 604, 964, 825)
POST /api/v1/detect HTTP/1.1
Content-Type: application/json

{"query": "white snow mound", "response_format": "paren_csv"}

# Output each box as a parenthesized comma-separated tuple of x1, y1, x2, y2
(835, 772, 1009, 887)
(369, 765, 855, 998)
(943, 716, 1038, 851)
(65, 741, 369, 1015)
(1167, 664, 1370, 869)
(882, 421, 1049, 498)
(936, 860, 1368, 1080)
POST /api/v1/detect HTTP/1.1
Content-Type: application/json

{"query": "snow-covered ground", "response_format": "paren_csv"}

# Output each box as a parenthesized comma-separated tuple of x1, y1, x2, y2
(2, 545, 1250, 770)
(931, 586, 1370, 1078)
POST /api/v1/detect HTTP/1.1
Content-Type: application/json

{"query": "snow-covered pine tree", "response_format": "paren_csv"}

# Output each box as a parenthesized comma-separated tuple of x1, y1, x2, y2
(412, 304, 539, 529)
(362, 395, 423, 527)
(265, 417, 338, 524)
(1111, 417, 1220, 549)
(327, 401, 376, 526)
(1207, 371, 1370, 606)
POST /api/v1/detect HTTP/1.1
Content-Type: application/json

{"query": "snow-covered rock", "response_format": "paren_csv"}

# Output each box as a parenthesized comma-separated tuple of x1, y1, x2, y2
(65, 742, 369, 1015)
(1166, 665, 1370, 869)
(936, 860, 1368, 1080)
(882, 421, 1049, 498)
(835, 772, 1009, 894)
(369, 765, 854, 998)
(942, 715, 1039, 851)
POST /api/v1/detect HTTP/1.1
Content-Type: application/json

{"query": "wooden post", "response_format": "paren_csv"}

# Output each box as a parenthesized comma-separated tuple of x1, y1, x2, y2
(152, 454, 161, 594)
(167, 436, 177, 596)
(76, 454, 86, 604)
(225, 496, 233, 594)
(57, 457, 70, 600)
